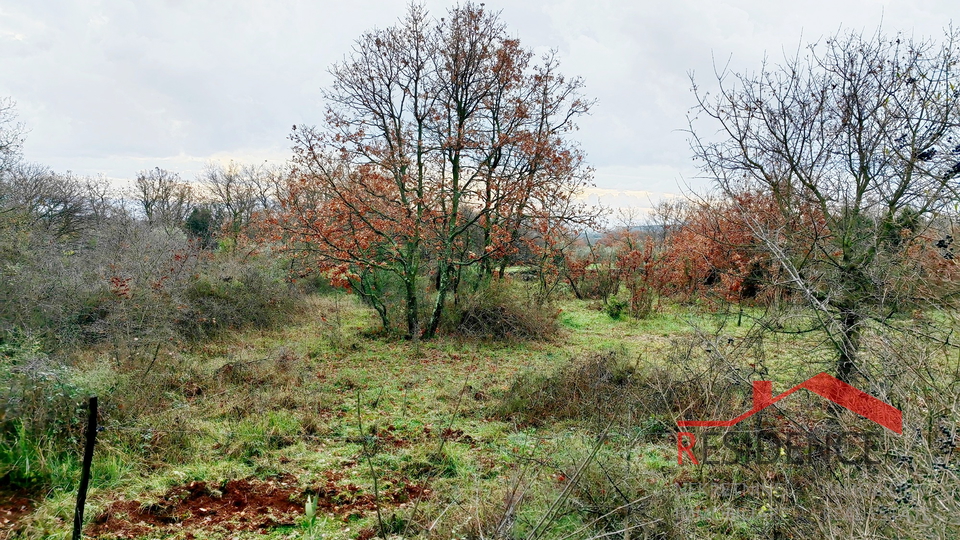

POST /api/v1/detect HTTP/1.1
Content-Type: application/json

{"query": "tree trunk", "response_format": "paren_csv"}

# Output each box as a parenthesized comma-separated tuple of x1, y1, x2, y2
(354, 274, 390, 332)
(835, 310, 861, 383)
(424, 264, 452, 339)
(567, 274, 584, 300)
(404, 277, 420, 340)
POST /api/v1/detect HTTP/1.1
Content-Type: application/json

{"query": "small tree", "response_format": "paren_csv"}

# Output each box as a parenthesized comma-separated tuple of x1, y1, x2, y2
(185, 206, 216, 247)
(690, 28, 960, 381)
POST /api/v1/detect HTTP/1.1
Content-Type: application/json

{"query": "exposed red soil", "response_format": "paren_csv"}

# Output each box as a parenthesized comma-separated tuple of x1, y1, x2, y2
(0, 490, 35, 535)
(87, 475, 302, 539)
(309, 470, 430, 522)
(88, 472, 431, 538)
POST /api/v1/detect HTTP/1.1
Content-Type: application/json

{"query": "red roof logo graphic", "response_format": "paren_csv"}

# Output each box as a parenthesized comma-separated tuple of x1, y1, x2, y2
(677, 372, 902, 434)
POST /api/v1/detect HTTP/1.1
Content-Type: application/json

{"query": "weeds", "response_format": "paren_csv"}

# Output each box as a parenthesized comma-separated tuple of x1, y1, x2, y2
(495, 346, 749, 439)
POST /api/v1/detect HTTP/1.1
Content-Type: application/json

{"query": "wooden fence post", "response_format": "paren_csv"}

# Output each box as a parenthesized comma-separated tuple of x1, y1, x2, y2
(72, 396, 98, 540)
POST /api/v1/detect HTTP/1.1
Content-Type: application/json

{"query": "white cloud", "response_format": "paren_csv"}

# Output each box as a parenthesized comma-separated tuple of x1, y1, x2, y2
(1, 0, 955, 202)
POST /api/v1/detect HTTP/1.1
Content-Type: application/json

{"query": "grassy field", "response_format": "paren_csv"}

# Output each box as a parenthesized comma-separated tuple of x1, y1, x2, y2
(9, 293, 958, 539)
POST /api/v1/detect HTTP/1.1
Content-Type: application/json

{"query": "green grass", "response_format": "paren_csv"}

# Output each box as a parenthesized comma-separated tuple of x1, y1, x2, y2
(7, 292, 957, 539)
(4, 297, 679, 538)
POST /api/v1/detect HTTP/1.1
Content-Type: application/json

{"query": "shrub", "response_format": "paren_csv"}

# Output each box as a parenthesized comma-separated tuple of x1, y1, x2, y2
(0, 343, 88, 488)
(446, 279, 559, 340)
(178, 259, 296, 340)
(605, 298, 628, 320)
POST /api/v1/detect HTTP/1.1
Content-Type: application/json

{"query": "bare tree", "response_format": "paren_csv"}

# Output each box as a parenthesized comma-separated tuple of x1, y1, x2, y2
(690, 28, 960, 381)
(3, 163, 90, 238)
(199, 161, 264, 241)
(648, 198, 688, 247)
(245, 162, 288, 212)
(134, 167, 195, 229)
(83, 174, 121, 225)
(0, 97, 24, 175)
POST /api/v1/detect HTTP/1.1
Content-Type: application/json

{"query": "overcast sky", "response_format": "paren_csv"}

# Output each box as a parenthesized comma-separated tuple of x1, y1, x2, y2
(1, 0, 955, 209)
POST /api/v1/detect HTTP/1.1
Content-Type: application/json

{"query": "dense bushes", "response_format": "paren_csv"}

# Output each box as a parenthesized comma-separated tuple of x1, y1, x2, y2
(496, 350, 639, 427)
(0, 158, 303, 350)
(0, 215, 297, 349)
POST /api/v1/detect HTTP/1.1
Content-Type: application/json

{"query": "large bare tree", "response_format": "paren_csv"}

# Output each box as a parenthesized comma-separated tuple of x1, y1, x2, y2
(690, 28, 960, 381)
